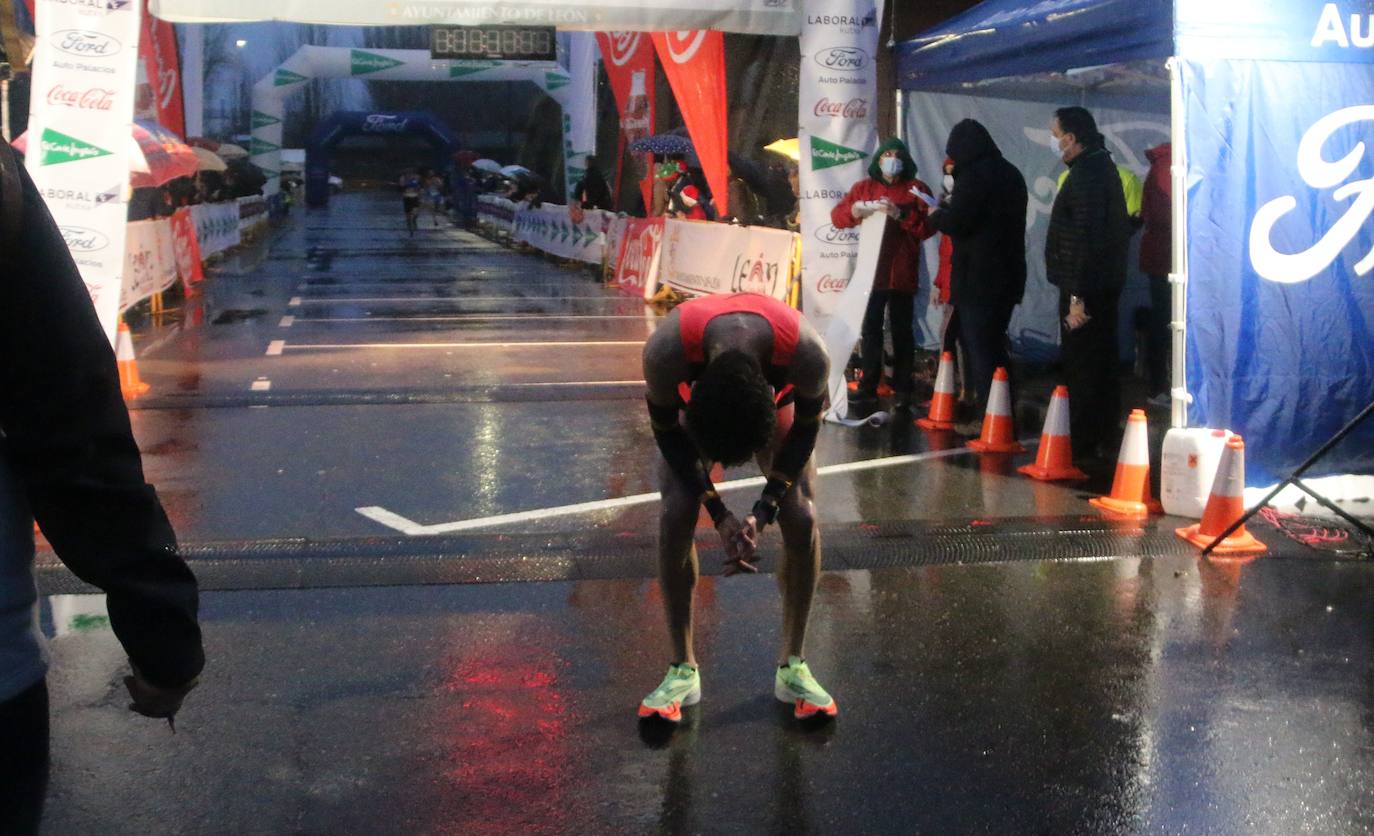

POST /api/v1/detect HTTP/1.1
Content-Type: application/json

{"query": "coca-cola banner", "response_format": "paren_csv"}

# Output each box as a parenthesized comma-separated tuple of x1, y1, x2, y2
(513, 203, 612, 265)
(119, 219, 180, 313)
(25, 0, 143, 344)
(170, 207, 204, 287)
(596, 31, 655, 211)
(612, 218, 665, 299)
(140, 0, 185, 135)
(797, 0, 884, 331)
(659, 219, 797, 302)
(651, 31, 729, 217)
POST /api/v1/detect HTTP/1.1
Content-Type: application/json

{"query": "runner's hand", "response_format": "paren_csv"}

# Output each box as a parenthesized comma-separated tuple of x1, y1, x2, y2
(715, 513, 759, 576)
(125, 668, 198, 721)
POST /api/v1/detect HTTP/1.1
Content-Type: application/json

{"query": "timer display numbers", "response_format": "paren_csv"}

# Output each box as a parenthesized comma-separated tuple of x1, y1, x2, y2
(430, 26, 557, 61)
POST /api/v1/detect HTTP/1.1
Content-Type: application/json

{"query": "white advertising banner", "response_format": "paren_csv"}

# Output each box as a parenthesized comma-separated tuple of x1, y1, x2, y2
(26, 0, 143, 345)
(822, 213, 885, 422)
(659, 219, 796, 303)
(149, 0, 802, 35)
(237, 194, 268, 235)
(191, 200, 241, 256)
(119, 219, 180, 312)
(512, 203, 611, 264)
(797, 0, 883, 332)
(477, 194, 518, 233)
(561, 32, 599, 200)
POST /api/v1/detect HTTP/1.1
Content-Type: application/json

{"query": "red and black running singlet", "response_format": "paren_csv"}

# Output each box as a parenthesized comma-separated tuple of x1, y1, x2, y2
(676, 293, 801, 403)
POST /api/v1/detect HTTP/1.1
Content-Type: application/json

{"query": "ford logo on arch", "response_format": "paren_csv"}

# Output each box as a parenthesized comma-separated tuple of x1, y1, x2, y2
(59, 226, 111, 252)
(815, 46, 868, 70)
(814, 224, 861, 246)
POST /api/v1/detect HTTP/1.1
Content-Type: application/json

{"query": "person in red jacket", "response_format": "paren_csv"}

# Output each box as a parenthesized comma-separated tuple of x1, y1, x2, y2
(831, 137, 936, 412)
(1140, 142, 1172, 405)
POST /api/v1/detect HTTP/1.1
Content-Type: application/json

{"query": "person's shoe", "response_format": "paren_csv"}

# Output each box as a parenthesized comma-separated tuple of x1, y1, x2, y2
(638, 663, 701, 723)
(775, 656, 837, 720)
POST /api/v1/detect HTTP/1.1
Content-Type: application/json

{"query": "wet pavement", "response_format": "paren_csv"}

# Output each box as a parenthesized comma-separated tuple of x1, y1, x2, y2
(31, 191, 1374, 833)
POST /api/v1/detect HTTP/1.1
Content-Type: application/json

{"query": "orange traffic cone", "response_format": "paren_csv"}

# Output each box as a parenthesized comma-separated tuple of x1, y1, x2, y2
(1090, 409, 1161, 518)
(1177, 434, 1267, 556)
(1018, 386, 1087, 481)
(966, 367, 1024, 453)
(116, 319, 150, 399)
(916, 351, 959, 430)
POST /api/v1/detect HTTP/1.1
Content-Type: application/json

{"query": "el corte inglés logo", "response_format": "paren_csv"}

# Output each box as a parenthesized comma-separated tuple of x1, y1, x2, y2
(274, 69, 308, 87)
(40, 129, 112, 165)
(252, 110, 281, 129)
(351, 50, 405, 75)
(449, 60, 500, 77)
(809, 136, 867, 170)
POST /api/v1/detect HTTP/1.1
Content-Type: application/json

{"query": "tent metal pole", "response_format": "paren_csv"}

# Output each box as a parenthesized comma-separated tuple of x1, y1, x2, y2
(1168, 57, 1188, 430)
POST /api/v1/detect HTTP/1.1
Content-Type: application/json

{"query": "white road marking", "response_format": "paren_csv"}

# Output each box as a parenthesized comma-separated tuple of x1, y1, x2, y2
(251, 377, 271, 391)
(279, 315, 295, 327)
(266, 340, 285, 356)
(281, 340, 643, 351)
(288, 297, 302, 307)
(355, 446, 997, 536)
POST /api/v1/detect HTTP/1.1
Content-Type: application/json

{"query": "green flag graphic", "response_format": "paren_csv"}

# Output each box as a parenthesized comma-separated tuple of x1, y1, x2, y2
(351, 50, 405, 75)
(809, 136, 868, 171)
(40, 129, 112, 166)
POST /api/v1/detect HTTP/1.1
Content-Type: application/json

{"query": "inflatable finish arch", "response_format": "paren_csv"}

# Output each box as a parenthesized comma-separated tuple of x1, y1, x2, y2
(250, 46, 591, 197)
(304, 111, 459, 207)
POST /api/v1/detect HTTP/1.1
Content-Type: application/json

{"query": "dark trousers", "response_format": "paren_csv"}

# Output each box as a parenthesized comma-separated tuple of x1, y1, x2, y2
(1147, 274, 1170, 396)
(1060, 289, 1122, 456)
(956, 302, 1015, 409)
(0, 679, 49, 836)
(859, 290, 914, 396)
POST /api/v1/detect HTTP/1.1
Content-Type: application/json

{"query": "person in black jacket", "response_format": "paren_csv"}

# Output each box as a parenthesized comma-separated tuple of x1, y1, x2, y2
(0, 145, 204, 835)
(927, 119, 1028, 421)
(1046, 106, 1132, 460)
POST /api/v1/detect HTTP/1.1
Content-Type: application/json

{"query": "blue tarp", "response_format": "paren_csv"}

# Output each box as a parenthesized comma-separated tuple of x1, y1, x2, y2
(895, 0, 1173, 89)
(1181, 58, 1374, 484)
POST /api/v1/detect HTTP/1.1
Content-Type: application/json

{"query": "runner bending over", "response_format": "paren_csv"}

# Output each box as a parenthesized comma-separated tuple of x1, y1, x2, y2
(639, 292, 836, 723)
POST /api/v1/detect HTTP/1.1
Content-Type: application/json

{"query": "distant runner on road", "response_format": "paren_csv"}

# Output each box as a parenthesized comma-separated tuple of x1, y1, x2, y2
(398, 171, 422, 236)
(639, 292, 837, 724)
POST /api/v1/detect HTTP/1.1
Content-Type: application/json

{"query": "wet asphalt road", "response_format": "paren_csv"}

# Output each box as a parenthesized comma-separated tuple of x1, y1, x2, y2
(30, 192, 1374, 833)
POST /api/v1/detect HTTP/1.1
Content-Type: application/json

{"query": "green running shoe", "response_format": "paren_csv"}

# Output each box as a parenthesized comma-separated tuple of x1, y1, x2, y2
(638, 663, 701, 723)
(775, 656, 837, 720)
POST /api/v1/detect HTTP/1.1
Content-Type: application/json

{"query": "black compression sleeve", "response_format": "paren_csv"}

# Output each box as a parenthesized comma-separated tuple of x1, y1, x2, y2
(752, 394, 823, 526)
(648, 397, 726, 524)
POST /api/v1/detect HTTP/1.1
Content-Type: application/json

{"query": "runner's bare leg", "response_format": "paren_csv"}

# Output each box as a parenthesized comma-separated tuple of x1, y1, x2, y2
(658, 459, 700, 666)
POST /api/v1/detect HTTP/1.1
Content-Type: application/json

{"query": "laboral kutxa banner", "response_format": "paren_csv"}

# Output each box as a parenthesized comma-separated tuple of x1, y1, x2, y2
(797, 0, 884, 330)
(26, 0, 143, 345)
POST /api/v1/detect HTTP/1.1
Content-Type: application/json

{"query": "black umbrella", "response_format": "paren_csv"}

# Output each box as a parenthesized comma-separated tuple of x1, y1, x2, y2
(628, 133, 695, 156)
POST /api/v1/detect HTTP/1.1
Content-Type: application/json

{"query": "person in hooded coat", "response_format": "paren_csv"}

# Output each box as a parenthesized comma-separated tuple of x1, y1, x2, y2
(831, 137, 936, 412)
(927, 119, 1028, 419)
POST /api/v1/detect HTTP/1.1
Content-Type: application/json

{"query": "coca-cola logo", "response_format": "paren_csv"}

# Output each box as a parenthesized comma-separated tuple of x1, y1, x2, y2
(59, 226, 110, 252)
(816, 274, 850, 293)
(363, 114, 409, 133)
(814, 224, 861, 246)
(53, 30, 121, 57)
(815, 47, 868, 70)
(158, 69, 179, 108)
(47, 85, 116, 111)
(606, 31, 643, 67)
(813, 97, 869, 119)
(663, 31, 707, 64)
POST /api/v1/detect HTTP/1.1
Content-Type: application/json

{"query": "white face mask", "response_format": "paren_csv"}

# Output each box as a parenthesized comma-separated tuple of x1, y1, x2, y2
(879, 156, 903, 177)
(942, 174, 955, 193)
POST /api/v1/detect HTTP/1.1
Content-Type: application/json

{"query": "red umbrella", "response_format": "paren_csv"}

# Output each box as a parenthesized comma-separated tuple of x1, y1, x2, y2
(11, 120, 200, 188)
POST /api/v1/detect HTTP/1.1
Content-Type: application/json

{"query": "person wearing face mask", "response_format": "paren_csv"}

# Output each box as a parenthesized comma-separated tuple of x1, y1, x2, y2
(926, 120, 1028, 428)
(1045, 106, 1132, 462)
(830, 137, 937, 414)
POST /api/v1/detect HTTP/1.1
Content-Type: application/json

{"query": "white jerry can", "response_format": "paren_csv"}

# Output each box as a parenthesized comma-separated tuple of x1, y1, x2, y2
(1161, 427, 1233, 518)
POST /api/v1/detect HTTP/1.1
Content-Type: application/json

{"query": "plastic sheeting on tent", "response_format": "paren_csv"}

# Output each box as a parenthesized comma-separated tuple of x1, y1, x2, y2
(895, 0, 1173, 89)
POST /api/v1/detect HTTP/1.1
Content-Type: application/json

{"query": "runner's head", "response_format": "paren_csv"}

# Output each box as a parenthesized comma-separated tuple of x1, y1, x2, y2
(686, 350, 776, 466)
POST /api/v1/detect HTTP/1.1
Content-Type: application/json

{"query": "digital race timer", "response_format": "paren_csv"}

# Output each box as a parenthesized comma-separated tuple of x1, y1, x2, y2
(430, 26, 557, 61)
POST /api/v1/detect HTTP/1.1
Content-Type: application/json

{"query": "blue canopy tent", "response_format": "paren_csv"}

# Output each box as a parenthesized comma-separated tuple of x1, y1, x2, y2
(896, 0, 1374, 499)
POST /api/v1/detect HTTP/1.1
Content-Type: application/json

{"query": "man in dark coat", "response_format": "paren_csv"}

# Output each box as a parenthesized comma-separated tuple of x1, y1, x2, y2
(927, 119, 1028, 419)
(1045, 106, 1132, 460)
